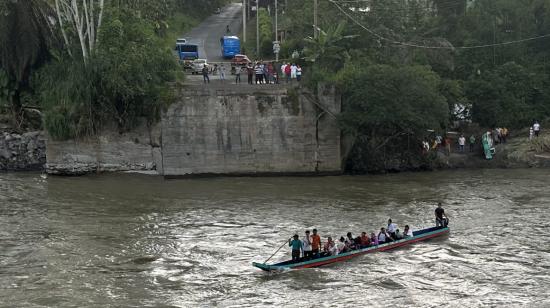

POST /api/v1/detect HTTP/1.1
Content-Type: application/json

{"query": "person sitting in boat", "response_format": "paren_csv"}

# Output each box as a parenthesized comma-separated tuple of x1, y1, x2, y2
(311, 229, 321, 258)
(337, 237, 348, 254)
(378, 227, 393, 244)
(323, 237, 337, 256)
(403, 225, 413, 237)
(360, 232, 371, 247)
(370, 232, 379, 246)
(387, 219, 398, 239)
(435, 202, 449, 227)
(394, 229, 403, 240)
(289, 234, 302, 261)
(302, 230, 313, 259)
(346, 232, 356, 250)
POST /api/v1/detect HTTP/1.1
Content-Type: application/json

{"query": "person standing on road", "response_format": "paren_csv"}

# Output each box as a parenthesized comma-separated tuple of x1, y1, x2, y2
(281, 63, 287, 81)
(254, 63, 263, 84)
(202, 65, 210, 84)
(284, 63, 291, 83)
(235, 65, 242, 84)
(219, 63, 226, 82)
(247, 64, 254, 84)
(290, 63, 297, 82)
(296, 65, 302, 82)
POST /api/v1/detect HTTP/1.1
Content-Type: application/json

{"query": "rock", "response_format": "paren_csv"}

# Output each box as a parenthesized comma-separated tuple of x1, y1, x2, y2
(0, 130, 46, 171)
(0, 148, 11, 159)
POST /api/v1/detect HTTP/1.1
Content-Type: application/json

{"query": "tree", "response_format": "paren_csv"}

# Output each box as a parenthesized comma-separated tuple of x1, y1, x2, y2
(339, 64, 449, 172)
(0, 0, 53, 128)
(54, 0, 105, 64)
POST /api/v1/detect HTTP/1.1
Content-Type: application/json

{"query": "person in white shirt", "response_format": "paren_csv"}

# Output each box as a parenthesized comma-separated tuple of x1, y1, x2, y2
(290, 63, 297, 80)
(302, 230, 313, 259)
(533, 121, 541, 137)
(377, 228, 388, 244)
(403, 225, 413, 237)
(387, 219, 398, 239)
(336, 237, 347, 254)
(219, 63, 226, 82)
(458, 135, 466, 153)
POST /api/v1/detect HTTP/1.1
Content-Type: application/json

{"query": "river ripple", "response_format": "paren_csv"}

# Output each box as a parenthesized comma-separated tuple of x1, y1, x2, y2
(1, 169, 549, 307)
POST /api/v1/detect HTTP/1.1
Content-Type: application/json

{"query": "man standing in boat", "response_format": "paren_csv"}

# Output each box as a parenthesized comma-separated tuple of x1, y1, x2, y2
(435, 202, 448, 227)
(311, 229, 321, 258)
(289, 234, 302, 261)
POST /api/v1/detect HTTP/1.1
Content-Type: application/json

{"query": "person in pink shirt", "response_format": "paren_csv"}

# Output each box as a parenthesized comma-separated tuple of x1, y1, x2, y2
(370, 232, 379, 245)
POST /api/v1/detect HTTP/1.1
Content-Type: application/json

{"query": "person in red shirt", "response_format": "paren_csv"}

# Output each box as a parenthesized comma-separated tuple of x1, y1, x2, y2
(360, 231, 371, 248)
(311, 229, 321, 258)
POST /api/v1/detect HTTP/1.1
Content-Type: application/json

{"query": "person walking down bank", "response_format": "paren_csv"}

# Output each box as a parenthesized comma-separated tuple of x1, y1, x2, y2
(289, 234, 302, 261)
(458, 135, 466, 153)
(469, 135, 476, 153)
(533, 121, 541, 137)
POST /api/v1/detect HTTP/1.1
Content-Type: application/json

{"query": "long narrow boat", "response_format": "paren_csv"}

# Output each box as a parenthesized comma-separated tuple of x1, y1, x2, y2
(253, 226, 449, 271)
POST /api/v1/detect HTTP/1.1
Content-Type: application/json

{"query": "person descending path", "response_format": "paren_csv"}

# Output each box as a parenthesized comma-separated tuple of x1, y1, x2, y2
(289, 234, 302, 261)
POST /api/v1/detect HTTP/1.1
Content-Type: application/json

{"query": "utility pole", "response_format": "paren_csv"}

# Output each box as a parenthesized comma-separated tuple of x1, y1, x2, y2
(314, 0, 319, 38)
(243, 0, 247, 43)
(275, 0, 278, 42)
(256, 1, 260, 57)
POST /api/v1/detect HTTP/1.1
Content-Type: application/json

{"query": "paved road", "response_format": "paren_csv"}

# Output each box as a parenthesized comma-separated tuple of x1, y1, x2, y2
(183, 3, 243, 63)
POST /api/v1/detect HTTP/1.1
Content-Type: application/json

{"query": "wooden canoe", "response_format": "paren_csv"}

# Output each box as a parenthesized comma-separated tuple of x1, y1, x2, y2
(252, 226, 450, 271)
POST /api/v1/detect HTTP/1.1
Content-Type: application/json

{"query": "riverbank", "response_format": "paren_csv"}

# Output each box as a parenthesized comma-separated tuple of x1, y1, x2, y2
(435, 133, 550, 170)
(2, 129, 549, 175)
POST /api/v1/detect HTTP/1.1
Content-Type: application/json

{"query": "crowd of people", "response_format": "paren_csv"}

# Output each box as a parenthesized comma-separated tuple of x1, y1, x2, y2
(201, 61, 303, 85)
(422, 127, 511, 156)
(287, 203, 449, 262)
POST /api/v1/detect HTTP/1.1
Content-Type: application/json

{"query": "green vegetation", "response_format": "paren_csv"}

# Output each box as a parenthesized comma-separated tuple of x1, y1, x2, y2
(243, 8, 274, 59)
(279, 0, 550, 172)
(0, 0, 228, 138)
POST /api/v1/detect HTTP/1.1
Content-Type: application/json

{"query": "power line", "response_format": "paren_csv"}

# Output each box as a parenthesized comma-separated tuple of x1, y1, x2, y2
(329, 0, 550, 50)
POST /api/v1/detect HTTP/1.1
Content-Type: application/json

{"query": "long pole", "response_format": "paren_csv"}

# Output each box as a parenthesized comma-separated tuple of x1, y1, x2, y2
(256, 1, 260, 57)
(314, 0, 318, 38)
(275, 0, 279, 61)
(275, 0, 278, 41)
(243, 0, 247, 43)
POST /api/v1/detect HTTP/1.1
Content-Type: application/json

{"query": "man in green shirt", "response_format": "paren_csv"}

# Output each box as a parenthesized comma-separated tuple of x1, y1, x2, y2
(289, 234, 302, 261)
(469, 135, 476, 153)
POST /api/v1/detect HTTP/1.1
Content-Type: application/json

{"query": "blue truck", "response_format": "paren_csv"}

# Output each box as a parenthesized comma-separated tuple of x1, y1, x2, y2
(220, 36, 241, 59)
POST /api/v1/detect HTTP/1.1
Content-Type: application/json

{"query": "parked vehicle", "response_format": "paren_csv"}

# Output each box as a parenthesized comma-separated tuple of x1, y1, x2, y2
(191, 59, 208, 74)
(230, 54, 251, 66)
(220, 36, 240, 59)
(176, 41, 199, 61)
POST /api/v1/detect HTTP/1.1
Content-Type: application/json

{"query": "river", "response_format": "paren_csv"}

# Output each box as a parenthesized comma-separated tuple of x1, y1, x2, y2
(1, 169, 549, 307)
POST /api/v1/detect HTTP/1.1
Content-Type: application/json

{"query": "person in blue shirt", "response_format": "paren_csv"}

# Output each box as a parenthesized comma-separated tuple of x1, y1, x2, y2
(289, 234, 302, 261)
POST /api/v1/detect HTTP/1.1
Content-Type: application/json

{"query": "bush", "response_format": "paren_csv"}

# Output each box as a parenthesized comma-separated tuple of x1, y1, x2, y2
(35, 8, 176, 140)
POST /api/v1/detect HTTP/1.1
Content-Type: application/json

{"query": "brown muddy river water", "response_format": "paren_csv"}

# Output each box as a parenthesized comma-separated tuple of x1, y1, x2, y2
(1, 169, 549, 307)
